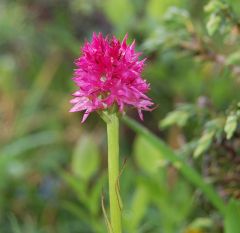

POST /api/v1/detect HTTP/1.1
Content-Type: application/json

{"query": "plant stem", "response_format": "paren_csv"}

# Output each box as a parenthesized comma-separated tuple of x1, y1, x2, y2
(107, 112, 122, 233)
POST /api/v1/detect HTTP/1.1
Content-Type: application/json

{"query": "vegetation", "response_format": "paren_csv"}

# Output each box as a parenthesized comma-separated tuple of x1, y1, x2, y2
(0, 0, 239, 232)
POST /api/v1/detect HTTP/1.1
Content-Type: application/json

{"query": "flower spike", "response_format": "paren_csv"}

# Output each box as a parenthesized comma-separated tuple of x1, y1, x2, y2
(70, 33, 153, 122)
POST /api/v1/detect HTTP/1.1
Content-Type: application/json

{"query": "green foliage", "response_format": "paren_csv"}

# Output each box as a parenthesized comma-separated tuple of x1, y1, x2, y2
(124, 184, 149, 232)
(204, 0, 228, 35)
(124, 133, 194, 233)
(207, 14, 222, 35)
(194, 118, 224, 158)
(187, 217, 213, 230)
(224, 199, 240, 233)
(62, 171, 106, 233)
(224, 106, 240, 139)
(123, 116, 226, 215)
(101, 0, 135, 34)
(134, 135, 166, 174)
(204, 0, 228, 13)
(194, 130, 215, 158)
(1, 0, 240, 232)
(205, 0, 240, 35)
(160, 104, 195, 128)
(226, 50, 240, 65)
(71, 134, 100, 180)
(146, 0, 186, 21)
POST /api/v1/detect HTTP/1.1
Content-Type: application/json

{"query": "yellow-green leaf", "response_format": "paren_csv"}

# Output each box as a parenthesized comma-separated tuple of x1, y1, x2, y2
(224, 114, 238, 140)
(194, 131, 215, 158)
(72, 134, 100, 181)
(134, 135, 166, 175)
(207, 14, 221, 36)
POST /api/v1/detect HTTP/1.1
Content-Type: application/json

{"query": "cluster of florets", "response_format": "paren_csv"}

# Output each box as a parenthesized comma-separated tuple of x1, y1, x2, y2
(70, 33, 153, 122)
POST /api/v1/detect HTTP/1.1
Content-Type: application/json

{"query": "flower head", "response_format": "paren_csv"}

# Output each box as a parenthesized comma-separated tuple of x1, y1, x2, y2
(70, 33, 153, 122)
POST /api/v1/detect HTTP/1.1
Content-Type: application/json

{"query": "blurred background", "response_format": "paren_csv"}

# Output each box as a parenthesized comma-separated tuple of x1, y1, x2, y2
(0, 0, 240, 232)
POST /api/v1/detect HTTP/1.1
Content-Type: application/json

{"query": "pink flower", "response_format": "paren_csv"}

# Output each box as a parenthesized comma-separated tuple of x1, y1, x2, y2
(70, 33, 153, 122)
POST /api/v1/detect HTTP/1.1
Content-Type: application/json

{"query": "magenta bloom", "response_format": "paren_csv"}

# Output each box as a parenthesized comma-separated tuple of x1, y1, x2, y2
(70, 33, 153, 122)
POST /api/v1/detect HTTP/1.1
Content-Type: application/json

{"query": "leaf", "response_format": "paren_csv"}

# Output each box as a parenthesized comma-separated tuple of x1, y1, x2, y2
(72, 134, 100, 181)
(134, 135, 166, 175)
(62, 201, 89, 222)
(142, 27, 170, 52)
(226, 51, 240, 65)
(1, 131, 59, 157)
(160, 104, 195, 128)
(125, 184, 149, 232)
(224, 114, 238, 139)
(143, 176, 193, 225)
(164, 7, 189, 22)
(207, 14, 221, 36)
(224, 199, 240, 233)
(189, 217, 213, 229)
(89, 174, 107, 216)
(160, 110, 190, 128)
(204, 0, 227, 13)
(194, 131, 215, 158)
(61, 172, 88, 202)
(9, 215, 22, 233)
(123, 116, 225, 215)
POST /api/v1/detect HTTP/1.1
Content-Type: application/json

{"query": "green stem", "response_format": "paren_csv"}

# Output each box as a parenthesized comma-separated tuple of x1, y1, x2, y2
(122, 116, 226, 215)
(107, 113, 122, 233)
